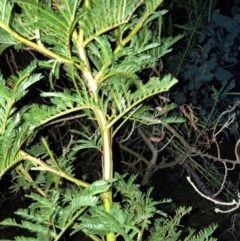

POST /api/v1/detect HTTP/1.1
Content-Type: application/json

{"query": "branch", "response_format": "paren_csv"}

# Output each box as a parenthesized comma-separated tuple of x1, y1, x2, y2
(20, 150, 90, 188)
(163, 123, 194, 150)
(187, 176, 240, 213)
(138, 128, 159, 185)
(44, 114, 87, 127)
(119, 143, 149, 165)
(0, 21, 74, 66)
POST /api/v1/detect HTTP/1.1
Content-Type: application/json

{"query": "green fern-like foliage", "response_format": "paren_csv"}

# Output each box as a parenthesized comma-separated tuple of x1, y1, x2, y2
(0, 179, 112, 241)
(72, 174, 217, 241)
(147, 211, 218, 241)
(0, 61, 43, 177)
(0, 174, 217, 241)
(0, 0, 185, 179)
(0, 1, 182, 153)
(0, 1, 206, 241)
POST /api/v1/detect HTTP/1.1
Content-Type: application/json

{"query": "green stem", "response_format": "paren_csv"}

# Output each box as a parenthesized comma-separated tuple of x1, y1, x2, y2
(114, 0, 163, 54)
(20, 150, 90, 188)
(137, 218, 147, 241)
(73, 27, 115, 241)
(95, 116, 114, 241)
(16, 164, 46, 197)
(54, 206, 89, 241)
(0, 21, 74, 65)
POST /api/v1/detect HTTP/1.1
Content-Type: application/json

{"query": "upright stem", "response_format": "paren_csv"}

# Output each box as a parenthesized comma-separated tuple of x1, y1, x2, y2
(73, 27, 114, 241)
(101, 126, 114, 241)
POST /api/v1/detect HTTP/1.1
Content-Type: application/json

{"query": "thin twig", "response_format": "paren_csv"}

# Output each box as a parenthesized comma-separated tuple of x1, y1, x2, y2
(187, 176, 240, 213)
(44, 114, 87, 127)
